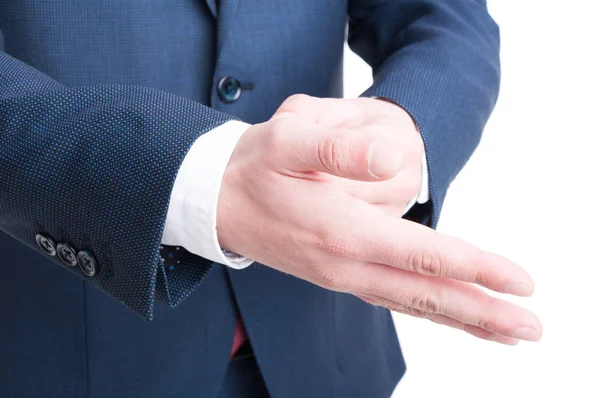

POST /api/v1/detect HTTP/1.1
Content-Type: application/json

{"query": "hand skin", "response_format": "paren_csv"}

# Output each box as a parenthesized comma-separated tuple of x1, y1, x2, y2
(274, 95, 426, 216)
(217, 94, 542, 345)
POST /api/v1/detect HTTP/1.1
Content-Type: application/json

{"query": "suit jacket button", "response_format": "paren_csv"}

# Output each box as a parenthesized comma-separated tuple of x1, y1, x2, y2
(57, 243, 78, 267)
(217, 76, 242, 103)
(77, 250, 98, 277)
(35, 234, 57, 256)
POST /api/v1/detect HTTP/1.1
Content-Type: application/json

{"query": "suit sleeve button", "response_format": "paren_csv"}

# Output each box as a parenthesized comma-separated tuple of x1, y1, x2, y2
(77, 250, 98, 277)
(57, 243, 78, 267)
(35, 234, 57, 256)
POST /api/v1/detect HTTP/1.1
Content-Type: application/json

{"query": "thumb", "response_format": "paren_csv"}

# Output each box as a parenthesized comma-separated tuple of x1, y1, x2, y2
(272, 116, 403, 181)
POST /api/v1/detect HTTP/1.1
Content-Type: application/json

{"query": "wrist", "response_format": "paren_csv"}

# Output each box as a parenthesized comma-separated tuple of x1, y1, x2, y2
(162, 120, 253, 267)
(215, 124, 257, 255)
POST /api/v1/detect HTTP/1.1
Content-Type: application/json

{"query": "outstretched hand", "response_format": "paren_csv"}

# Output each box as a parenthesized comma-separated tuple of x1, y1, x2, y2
(217, 94, 542, 345)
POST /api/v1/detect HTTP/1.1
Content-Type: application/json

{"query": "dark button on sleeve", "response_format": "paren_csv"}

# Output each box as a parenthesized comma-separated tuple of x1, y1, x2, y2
(57, 242, 78, 267)
(217, 76, 242, 103)
(77, 250, 98, 277)
(35, 234, 57, 256)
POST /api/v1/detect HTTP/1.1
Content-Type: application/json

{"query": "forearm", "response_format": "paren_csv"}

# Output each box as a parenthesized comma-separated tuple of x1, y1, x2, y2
(0, 51, 235, 318)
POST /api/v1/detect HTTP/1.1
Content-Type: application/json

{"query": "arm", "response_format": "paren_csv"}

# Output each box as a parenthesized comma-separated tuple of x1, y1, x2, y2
(348, 0, 501, 227)
(0, 51, 239, 319)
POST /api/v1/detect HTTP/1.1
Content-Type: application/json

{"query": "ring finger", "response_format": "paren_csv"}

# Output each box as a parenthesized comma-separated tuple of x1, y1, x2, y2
(357, 293, 519, 345)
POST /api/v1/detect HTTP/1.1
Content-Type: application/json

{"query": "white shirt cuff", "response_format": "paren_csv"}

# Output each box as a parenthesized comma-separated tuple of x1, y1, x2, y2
(416, 152, 429, 204)
(161, 120, 254, 270)
(402, 152, 430, 215)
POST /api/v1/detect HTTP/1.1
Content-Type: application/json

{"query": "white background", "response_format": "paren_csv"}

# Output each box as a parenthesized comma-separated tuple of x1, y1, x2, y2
(343, 1, 600, 397)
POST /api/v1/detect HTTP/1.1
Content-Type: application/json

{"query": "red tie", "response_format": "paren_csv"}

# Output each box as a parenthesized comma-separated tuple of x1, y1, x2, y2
(230, 318, 248, 358)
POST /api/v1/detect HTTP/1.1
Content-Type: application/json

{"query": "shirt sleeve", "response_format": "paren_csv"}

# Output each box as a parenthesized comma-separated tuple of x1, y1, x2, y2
(402, 152, 430, 216)
(161, 120, 255, 269)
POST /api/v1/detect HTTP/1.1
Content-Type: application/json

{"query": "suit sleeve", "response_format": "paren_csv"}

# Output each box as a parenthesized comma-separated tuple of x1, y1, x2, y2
(0, 51, 236, 320)
(348, 0, 501, 228)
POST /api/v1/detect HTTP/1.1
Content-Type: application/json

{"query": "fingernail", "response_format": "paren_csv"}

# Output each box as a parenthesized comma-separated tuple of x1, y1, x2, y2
(503, 281, 534, 296)
(367, 140, 402, 178)
(513, 327, 540, 341)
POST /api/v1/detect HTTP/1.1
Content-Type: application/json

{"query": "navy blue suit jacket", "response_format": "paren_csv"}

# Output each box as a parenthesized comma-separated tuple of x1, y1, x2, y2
(0, 1, 500, 397)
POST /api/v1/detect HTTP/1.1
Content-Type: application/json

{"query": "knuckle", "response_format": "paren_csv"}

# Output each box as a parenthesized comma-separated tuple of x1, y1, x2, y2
(264, 119, 290, 151)
(281, 93, 311, 111)
(406, 250, 442, 277)
(270, 117, 289, 138)
(477, 318, 497, 332)
(475, 295, 500, 332)
(318, 135, 348, 174)
(473, 269, 486, 287)
(314, 267, 347, 291)
(471, 250, 488, 285)
(410, 291, 442, 314)
(396, 305, 428, 320)
(317, 233, 356, 259)
(403, 305, 427, 318)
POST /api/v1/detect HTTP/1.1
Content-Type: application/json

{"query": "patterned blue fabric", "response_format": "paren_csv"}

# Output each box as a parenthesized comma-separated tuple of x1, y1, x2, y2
(0, 54, 232, 319)
(0, 1, 499, 397)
